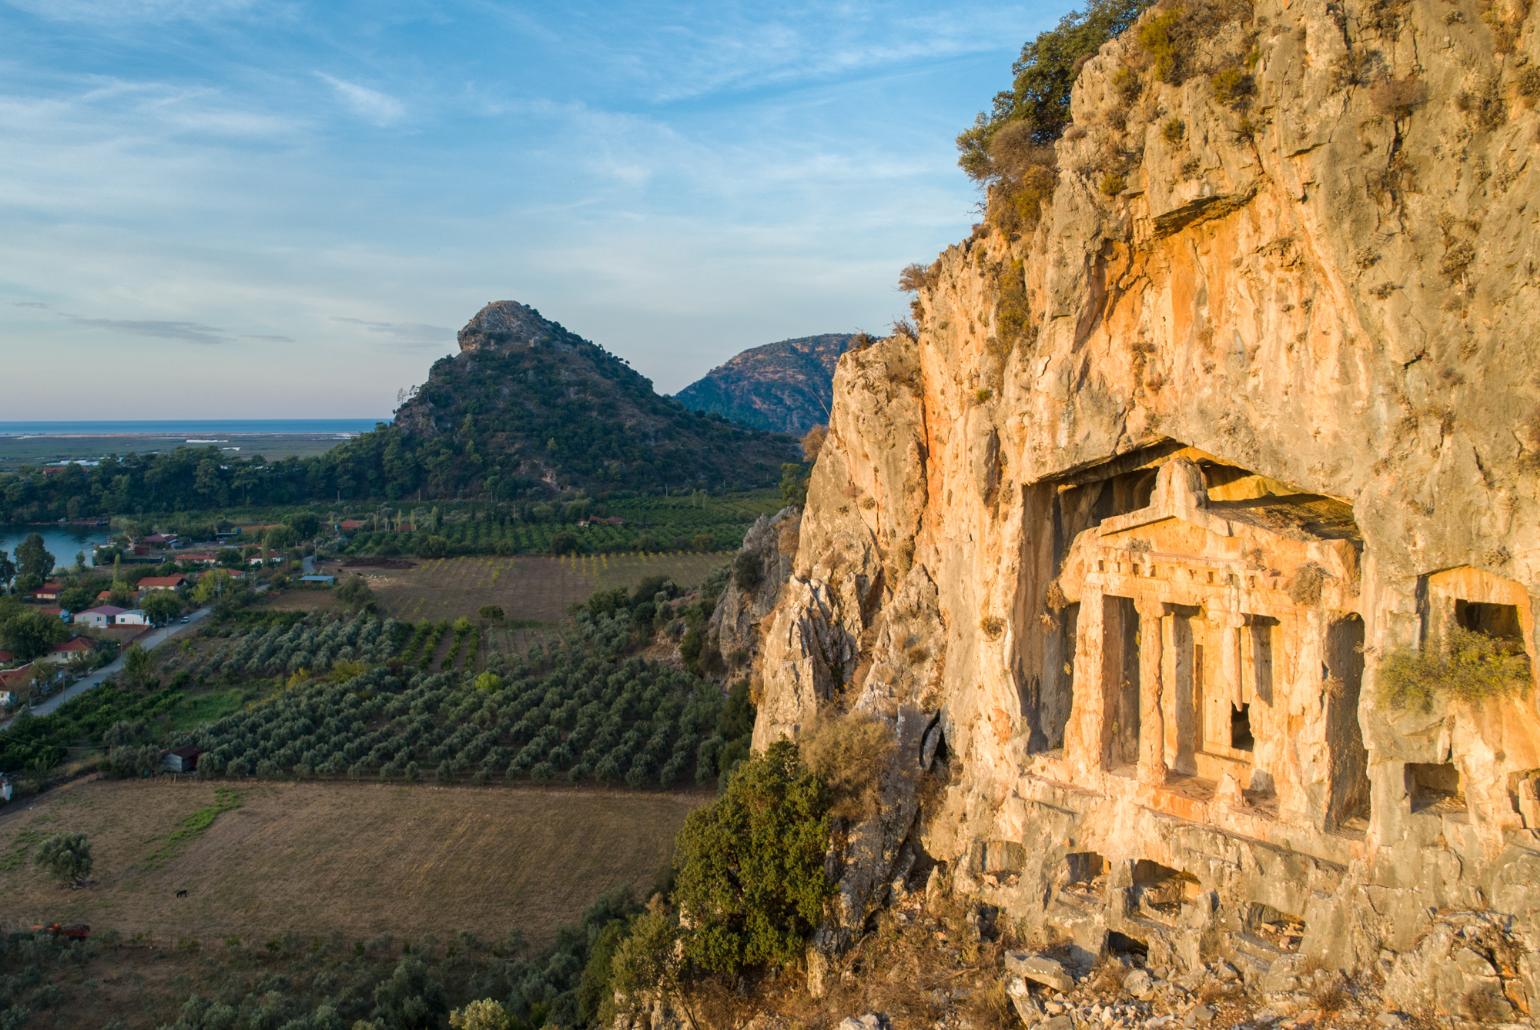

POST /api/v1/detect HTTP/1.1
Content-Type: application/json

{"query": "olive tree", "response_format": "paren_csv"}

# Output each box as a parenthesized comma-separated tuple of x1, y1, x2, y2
(35, 831, 93, 887)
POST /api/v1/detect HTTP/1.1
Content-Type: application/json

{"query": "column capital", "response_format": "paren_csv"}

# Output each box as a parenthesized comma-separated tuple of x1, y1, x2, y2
(1201, 606, 1246, 629)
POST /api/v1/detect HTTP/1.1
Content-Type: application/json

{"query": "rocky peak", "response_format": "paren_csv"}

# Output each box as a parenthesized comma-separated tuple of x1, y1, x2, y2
(456, 300, 578, 355)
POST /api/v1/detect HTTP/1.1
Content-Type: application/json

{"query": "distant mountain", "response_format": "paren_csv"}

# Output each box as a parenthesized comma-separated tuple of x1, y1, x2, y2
(346, 301, 799, 498)
(674, 333, 856, 436)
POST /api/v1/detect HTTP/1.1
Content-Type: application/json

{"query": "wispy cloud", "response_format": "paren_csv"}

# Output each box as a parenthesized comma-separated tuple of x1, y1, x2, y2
(316, 73, 405, 127)
(332, 316, 452, 348)
(70, 316, 231, 345)
(0, 0, 1032, 416)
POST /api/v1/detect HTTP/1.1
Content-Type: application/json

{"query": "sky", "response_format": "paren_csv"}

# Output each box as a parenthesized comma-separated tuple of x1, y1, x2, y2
(0, 0, 1068, 419)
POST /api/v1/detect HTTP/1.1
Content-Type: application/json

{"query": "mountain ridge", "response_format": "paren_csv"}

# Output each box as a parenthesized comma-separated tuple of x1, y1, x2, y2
(366, 300, 800, 497)
(673, 333, 856, 436)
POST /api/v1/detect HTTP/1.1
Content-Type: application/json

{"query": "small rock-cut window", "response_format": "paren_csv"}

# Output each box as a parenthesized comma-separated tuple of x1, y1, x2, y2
(1247, 904, 1305, 953)
(1407, 761, 1465, 816)
(1230, 702, 1254, 751)
(1133, 859, 1202, 919)
(1455, 600, 1524, 645)
(1106, 930, 1149, 961)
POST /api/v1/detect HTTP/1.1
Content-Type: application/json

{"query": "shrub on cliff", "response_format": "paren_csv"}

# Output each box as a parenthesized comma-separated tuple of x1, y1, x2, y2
(1379, 626, 1532, 712)
(800, 711, 897, 821)
(672, 740, 832, 976)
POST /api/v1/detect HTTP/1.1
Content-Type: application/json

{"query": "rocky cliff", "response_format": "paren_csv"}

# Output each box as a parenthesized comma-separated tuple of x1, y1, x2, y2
(675, 333, 857, 435)
(754, 0, 1540, 1023)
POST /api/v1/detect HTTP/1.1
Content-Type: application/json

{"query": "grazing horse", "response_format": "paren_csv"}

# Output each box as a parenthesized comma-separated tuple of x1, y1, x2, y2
(175, 889, 189, 898)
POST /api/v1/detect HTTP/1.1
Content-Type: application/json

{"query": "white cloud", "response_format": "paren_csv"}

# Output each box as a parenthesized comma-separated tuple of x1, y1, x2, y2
(316, 72, 405, 127)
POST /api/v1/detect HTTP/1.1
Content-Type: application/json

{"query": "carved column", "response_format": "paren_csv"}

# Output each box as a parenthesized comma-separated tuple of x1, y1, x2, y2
(1137, 598, 1168, 786)
(1065, 585, 1105, 775)
(1210, 610, 1245, 754)
(1165, 608, 1196, 776)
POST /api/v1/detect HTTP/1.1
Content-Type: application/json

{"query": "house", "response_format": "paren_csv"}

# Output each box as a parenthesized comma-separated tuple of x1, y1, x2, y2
(114, 609, 150, 627)
(338, 518, 368, 533)
(162, 746, 201, 773)
(44, 638, 95, 664)
(177, 551, 220, 566)
(140, 533, 177, 547)
(299, 574, 337, 587)
(578, 515, 626, 528)
(30, 581, 65, 602)
(136, 574, 188, 594)
(0, 650, 14, 666)
(0, 665, 32, 692)
(75, 606, 126, 629)
(35, 606, 71, 624)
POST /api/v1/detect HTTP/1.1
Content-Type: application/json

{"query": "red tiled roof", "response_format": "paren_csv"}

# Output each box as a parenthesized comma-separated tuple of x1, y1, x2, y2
(51, 638, 94, 654)
(0, 665, 34, 688)
(137, 575, 187, 589)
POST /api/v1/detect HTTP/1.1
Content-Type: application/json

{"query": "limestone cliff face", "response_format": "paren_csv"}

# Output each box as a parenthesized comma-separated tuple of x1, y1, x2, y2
(707, 505, 801, 680)
(756, 0, 1540, 1016)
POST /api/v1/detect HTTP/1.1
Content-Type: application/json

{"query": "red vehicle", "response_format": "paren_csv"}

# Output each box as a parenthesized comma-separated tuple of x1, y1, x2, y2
(32, 922, 90, 941)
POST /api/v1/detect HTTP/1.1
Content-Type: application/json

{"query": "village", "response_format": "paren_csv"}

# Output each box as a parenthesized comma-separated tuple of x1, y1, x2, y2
(0, 525, 327, 720)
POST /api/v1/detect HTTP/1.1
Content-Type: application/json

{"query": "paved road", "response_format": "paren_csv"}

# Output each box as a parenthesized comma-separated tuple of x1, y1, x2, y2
(2, 606, 214, 725)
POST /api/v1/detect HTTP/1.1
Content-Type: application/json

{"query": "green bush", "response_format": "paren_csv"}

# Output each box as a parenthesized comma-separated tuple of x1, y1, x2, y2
(1379, 626, 1532, 712)
(957, 0, 1153, 180)
(732, 551, 763, 592)
(672, 741, 831, 976)
(35, 832, 92, 887)
(1210, 66, 1255, 109)
(1136, 4, 1183, 82)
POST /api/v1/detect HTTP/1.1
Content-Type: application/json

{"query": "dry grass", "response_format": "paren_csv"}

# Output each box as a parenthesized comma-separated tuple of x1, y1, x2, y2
(253, 589, 342, 614)
(0, 778, 702, 950)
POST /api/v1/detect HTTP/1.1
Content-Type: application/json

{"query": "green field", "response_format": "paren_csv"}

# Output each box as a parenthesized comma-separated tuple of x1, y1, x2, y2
(0, 433, 352, 471)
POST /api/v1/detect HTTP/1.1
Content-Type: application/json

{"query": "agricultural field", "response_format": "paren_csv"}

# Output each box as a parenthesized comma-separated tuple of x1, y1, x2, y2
(338, 488, 785, 557)
(0, 778, 699, 948)
(0, 431, 352, 471)
(336, 551, 729, 655)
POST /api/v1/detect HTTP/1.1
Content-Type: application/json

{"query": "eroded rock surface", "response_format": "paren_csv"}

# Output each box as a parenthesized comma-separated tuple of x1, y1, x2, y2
(755, 0, 1540, 1022)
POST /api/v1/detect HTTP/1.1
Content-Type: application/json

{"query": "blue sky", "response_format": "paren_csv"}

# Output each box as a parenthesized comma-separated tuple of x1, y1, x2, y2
(0, 0, 1066, 418)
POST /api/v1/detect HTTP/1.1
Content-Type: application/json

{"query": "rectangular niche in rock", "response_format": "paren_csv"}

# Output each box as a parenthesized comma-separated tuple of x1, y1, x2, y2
(1132, 859, 1202, 923)
(1060, 851, 1108, 904)
(1407, 761, 1466, 816)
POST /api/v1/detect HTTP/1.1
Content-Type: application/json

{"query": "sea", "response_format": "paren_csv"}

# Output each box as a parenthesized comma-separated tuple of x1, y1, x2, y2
(0, 420, 387, 565)
(0, 419, 384, 437)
